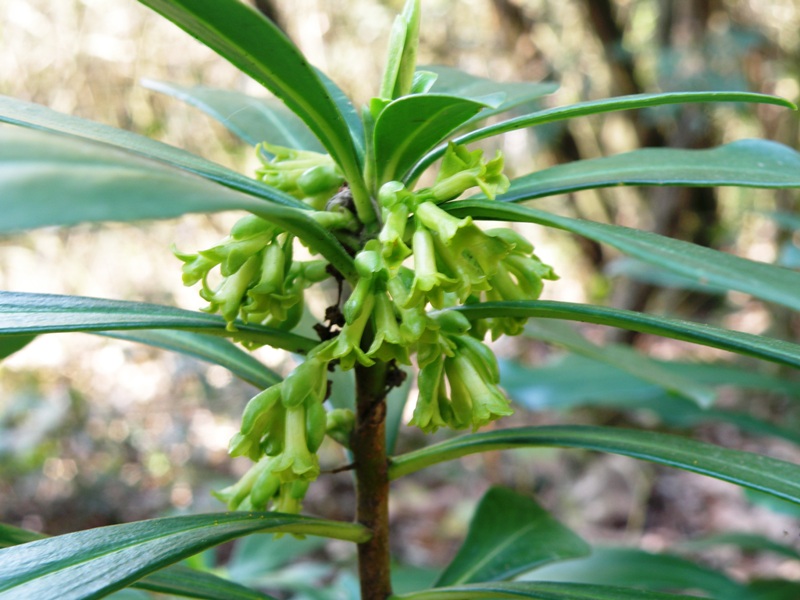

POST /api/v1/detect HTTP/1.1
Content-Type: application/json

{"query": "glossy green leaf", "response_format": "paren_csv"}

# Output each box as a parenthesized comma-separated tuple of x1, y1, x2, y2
(0, 292, 319, 354)
(0, 334, 35, 360)
(444, 300, 800, 369)
(524, 320, 716, 407)
(0, 127, 356, 280)
(447, 200, 800, 312)
(0, 524, 271, 600)
(142, 79, 323, 150)
(374, 94, 492, 183)
(226, 534, 326, 584)
(407, 91, 797, 182)
(134, 565, 275, 600)
(501, 355, 800, 447)
(423, 65, 557, 123)
(0, 524, 44, 549)
(0, 512, 368, 600)
(0, 95, 307, 210)
(677, 532, 800, 561)
(502, 354, 800, 412)
(99, 330, 281, 389)
(315, 68, 365, 161)
(494, 140, 800, 202)
(389, 425, 800, 506)
(391, 581, 702, 600)
(135, 0, 371, 222)
(744, 579, 800, 600)
(523, 547, 744, 598)
(606, 258, 728, 294)
(436, 487, 590, 586)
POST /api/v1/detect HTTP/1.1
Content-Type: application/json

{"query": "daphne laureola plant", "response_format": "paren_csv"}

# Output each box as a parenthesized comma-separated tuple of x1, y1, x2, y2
(2, 1, 800, 599)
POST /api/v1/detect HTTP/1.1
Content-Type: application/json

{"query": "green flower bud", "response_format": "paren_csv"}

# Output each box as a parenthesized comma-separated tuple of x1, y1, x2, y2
(297, 164, 344, 196)
(250, 462, 282, 509)
(310, 210, 359, 232)
(305, 400, 328, 453)
(250, 242, 286, 296)
(343, 276, 373, 325)
(230, 383, 283, 458)
(485, 227, 534, 255)
(326, 408, 355, 448)
(231, 214, 278, 240)
(281, 356, 329, 409)
(430, 310, 472, 336)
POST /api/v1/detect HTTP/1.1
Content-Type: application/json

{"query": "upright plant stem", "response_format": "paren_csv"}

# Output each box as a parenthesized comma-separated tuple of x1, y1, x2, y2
(352, 360, 392, 600)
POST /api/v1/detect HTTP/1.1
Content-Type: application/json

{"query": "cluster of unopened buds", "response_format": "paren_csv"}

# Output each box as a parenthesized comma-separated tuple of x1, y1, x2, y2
(175, 141, 556, 513)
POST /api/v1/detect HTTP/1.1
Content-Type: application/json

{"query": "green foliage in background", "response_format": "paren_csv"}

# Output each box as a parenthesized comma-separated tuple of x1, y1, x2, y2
(1, 0, 800, 598)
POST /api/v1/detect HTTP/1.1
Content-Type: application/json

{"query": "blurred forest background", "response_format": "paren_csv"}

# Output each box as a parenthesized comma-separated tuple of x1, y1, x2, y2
(1, 0, 800, 589)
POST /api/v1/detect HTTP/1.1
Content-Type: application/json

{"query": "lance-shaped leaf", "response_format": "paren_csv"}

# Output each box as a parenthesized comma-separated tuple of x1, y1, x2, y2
(388, 425, 800, 506)
(142, 80, 324, 151)
(406, 91, 797, 182)
(0, 127, 356, 281)
(100, 330, 281, 389)
(0, 95, 307, 210)
(0, 524, 44, 549)
(0, 523, 274, 600)
(423, 65, 558, 123)
(494, 139, 800, 202)
(441, 300, 800, 369)
(135, 0, 372, 224)
(677, 532, 800, 561)
(0, 292, 319, 354)
(0, 512, 369, 600)
(524, 320, 716, 408)
(523, 547, 744, 599)
(134, 565, 275, 600)
(374, 94, 494, 184)
(391, 581, 703, 600)
(0, 334, 35, 361)
(501, 354, 800, 412)
(447, 200, 800, 312)
(435, 487, 590, 586)
(500, 355, 800, 447)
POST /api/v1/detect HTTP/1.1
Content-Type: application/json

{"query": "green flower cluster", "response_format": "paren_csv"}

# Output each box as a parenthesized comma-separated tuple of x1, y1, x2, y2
(178, 141, 555, 513)
(214, 351, 348, 513)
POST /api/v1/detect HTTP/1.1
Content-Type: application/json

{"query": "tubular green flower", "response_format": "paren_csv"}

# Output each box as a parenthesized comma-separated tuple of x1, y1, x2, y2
(318, 295, 377, 370)
(269, 403, 320, 483)
(229, 383, 283, 459)
(213, 454, 273, 510)
(173, 247, 218, 287)
(367, 291, 411, 364)
(406, 226, 457, 309)
(200, 253, 261, 329)
(408, 356, 449, 433)
(447, 352, 514, 430)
